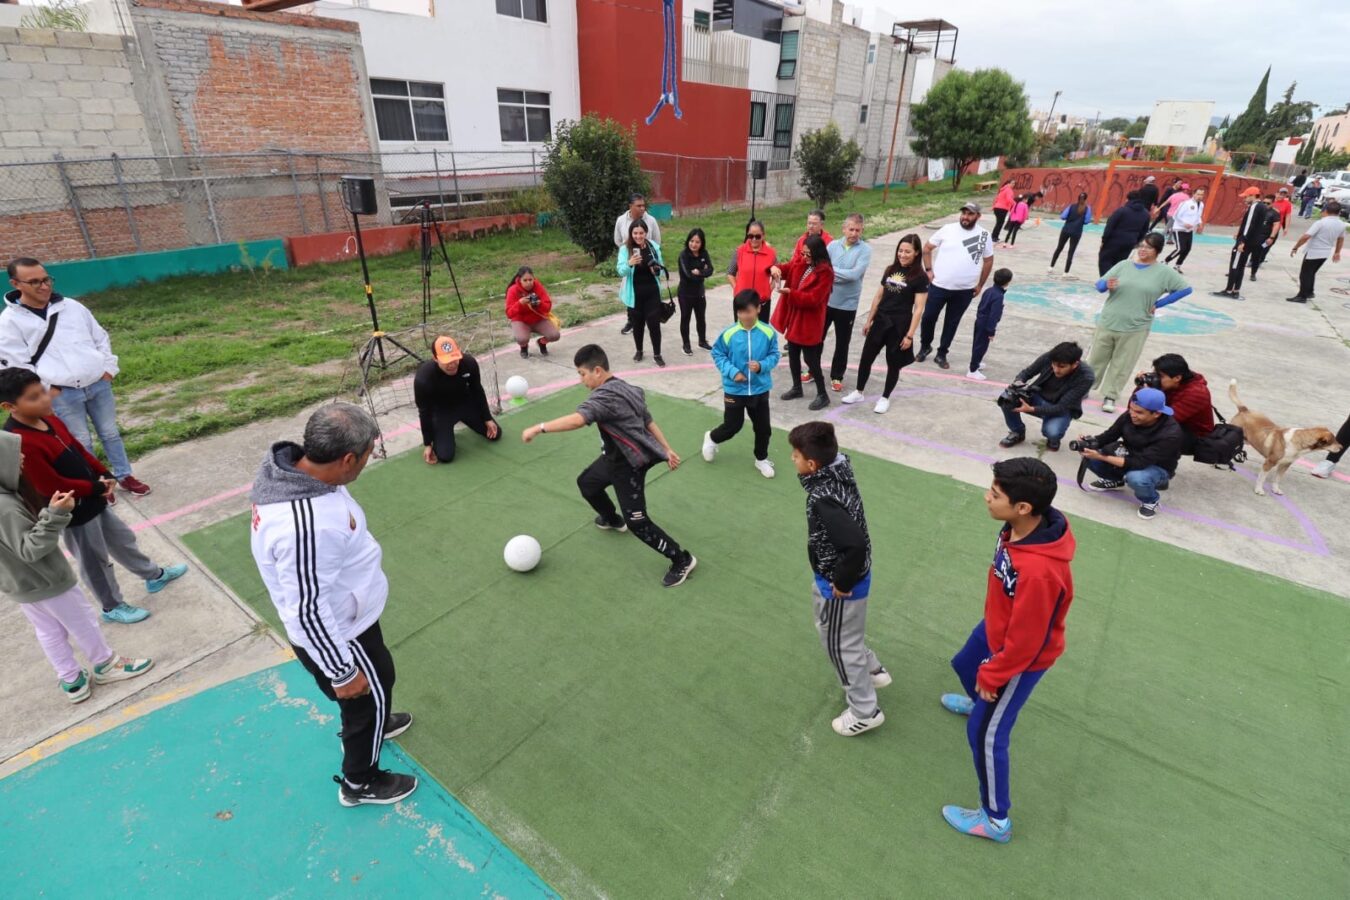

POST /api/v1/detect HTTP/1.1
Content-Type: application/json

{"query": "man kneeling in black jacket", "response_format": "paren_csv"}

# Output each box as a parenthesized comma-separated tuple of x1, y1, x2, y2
(1076, 387, 1183, 520)
(998, 341, 1095, 452)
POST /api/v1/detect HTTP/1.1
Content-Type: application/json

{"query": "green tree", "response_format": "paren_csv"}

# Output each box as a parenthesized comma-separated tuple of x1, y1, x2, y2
(1294, 135, 1316, 167)
(1124, 117, 1150, 139)
(1222, 67, 1270, 150)
(1260, 81, 1316, 149)
(909, 68, 1034, 190)
(541, 115, 650, 264)
(793, 123, 863, 209)
(1099, 117, 1131, 134)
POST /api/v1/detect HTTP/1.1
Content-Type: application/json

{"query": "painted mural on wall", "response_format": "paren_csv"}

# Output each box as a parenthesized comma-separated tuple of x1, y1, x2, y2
(1004, 167, 1287, 228)
(645, 0, 683, 124)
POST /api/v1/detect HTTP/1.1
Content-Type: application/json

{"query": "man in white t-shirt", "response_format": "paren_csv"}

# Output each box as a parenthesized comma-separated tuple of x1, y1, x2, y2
(1286, 201, 1345, 303)
(917, 201, 995, 369)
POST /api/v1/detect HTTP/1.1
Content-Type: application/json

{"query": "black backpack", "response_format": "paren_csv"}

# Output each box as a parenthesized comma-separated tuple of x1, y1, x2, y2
(1192, 407, 1246, 469)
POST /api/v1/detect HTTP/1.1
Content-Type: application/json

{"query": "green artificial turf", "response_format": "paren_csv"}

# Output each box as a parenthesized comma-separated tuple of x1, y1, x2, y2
(184, 388, 1348, 898)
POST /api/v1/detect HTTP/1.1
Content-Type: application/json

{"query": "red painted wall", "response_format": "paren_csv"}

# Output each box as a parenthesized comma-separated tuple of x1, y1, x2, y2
(576, 0, 748, 207)
(285, 215, 533, 267)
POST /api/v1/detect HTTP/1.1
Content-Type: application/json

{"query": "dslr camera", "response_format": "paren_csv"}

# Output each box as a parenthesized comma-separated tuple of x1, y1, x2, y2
(1067, 436, 1099, 452)
(996, 383, 1035, 410)
(1134, 371, 1160, 389)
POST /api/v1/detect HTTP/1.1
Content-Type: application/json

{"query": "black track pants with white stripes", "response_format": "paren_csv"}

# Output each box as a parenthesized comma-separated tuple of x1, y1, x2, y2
(577, 456, 684, 561)
(812, 582, 880, 717)
(293, 620, 396, 785)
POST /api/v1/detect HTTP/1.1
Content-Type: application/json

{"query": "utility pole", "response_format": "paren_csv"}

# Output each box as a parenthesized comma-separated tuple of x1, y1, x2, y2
(1034, 90, 1061, 164)
(881, 28, 913, 205)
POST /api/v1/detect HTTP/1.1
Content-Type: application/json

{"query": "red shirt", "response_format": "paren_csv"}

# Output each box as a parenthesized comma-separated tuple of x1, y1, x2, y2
(505, 280, 553, 325)
(1272, 198, 1293, 230)
(792, 229, 834, 259)
(730, 241, 778, 301)
(771, 256, 834, 345)
(978, 509, 1076, 693)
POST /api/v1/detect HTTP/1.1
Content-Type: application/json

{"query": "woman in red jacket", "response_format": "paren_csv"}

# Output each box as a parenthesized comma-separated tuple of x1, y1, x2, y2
(505, 267, 561, 358)
(1131, 352, 1214, 453)
(772, 234, 834, 410)
(725, 220, 779, 324)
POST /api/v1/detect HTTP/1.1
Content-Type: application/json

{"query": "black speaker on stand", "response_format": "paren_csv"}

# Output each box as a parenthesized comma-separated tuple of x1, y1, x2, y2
(339, 175, 421, 384)
(748, 159, 768, 230)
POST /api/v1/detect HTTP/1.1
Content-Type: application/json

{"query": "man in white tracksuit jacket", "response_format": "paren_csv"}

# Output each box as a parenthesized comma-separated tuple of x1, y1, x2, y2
(250, 403, 417, 807)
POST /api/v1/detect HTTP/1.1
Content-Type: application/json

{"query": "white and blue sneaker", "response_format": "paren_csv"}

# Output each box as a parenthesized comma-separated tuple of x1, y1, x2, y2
(942, 805, 1011, 843)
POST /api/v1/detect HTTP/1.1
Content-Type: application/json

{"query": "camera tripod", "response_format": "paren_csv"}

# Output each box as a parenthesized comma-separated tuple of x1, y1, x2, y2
(418, 200, 466, 322)
(351, 207, 421, 379)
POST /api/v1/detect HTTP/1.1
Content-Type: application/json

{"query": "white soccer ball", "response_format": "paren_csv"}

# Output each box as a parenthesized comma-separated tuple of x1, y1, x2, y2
(503, 535, 542, 572)
(506, 375, 529, 399)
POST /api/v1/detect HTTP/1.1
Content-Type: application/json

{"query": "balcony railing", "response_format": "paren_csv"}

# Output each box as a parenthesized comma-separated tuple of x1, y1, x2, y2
(682, 23, 749, 89)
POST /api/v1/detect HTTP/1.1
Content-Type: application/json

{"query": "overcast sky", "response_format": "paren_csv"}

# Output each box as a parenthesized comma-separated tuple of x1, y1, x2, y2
(855, 0, 1349, 122)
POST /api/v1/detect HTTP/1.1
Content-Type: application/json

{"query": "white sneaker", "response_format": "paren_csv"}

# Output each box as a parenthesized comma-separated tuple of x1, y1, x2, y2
(754, 458, 776, 479)
(966, 370, 987, 381)
(841, 389, 865, 405)
(873, 397, 890, 414)
(701, 431, 717, 462)
(832, 707, 885, 736)
(1101, 398, 1116, 414)
(871, 666, 893, 688)
(978, 362, 987, 371)
(1311, 460, 1336, 479)
(1046, 265, 1056, 275)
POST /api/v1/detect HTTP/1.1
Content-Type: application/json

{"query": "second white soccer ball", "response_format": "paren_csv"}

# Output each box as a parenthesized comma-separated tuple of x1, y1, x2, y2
(503, 534, 541, 572)
(506, 375, 529, 399)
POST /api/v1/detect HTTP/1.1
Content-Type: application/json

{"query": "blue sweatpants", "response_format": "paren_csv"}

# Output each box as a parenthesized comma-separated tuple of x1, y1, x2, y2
(951, 621, 1046, 819)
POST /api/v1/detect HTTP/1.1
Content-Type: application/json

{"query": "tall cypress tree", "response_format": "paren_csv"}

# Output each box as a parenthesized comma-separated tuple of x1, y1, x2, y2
(1222, 67, 1270, 149)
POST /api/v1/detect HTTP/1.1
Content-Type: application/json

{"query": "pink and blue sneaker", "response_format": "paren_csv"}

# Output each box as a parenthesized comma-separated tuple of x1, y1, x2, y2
(942, 805, 1011, 843)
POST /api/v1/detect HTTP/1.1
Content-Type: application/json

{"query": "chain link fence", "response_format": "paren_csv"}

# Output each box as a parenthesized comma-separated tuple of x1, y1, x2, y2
(0, 149, 547, 262)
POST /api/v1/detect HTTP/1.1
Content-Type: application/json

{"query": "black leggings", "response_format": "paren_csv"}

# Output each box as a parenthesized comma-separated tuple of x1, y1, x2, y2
(630, 290, 663, 356)
(787, 342, 826, 395)
(991, 208, 1008, 242)
(577, 456, 683, 561)
(678, 292, 706, 347)
(1165, 231, 1193, 266)
(824, 306, 857, 382)
(1051, 231, 1081, 271)
(1003, 222, 1023, 245)
(855, 314, 914, 398)
(1328, 413, 1350, 464)
(710, 391, 771, 460)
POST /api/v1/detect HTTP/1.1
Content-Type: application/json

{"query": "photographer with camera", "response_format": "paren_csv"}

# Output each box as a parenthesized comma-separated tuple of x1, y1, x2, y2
(997, 342, 1094, 452)
(1074, 388, 1184, 520)
(505, 266, 561, 359)
(1129, 353, 1213, 454)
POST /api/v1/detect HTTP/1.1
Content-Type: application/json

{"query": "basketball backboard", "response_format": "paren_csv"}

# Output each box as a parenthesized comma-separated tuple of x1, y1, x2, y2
(1142, 100, 1215, 149)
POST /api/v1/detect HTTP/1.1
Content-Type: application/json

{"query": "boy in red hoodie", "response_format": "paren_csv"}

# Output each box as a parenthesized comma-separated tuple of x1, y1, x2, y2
(939, 456, 1075, 843)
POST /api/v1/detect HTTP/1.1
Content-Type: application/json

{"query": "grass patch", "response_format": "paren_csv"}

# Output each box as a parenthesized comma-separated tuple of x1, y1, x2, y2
(83, 181, 988, 458)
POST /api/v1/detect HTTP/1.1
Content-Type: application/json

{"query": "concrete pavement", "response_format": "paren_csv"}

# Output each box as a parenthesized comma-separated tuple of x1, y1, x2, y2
(4, 202, 1347, 773)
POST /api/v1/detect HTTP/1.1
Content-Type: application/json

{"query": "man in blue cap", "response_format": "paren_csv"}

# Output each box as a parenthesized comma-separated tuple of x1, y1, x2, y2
(1074, 387, 1184, 520)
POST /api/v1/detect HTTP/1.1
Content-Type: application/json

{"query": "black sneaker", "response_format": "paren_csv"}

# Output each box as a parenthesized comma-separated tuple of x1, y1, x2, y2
(808, 393, 830, 411)
(537, 339, 549, 356)
(595, 514, 628, 532)
(1137, 502, 1158, 520)
(335, 770, 418, 807)
(998, 431, 1026, 448)
(1286, 296, 1308, 303)
(662, 552, 697, 588)
(1088, 478, 1126, 492)
(916, 346, 932, 362)
(654, 355, 666, 367)
(633, 350, 644, 362)
(519, 347, 529, 359)
(780, 387, 804, 401)
(1046, 439, 1061, 451)
(934, 354, 950, 370)
(682, 344, 693, 356)
(698, 340, 712, 351)
(621, 322, 634, 335)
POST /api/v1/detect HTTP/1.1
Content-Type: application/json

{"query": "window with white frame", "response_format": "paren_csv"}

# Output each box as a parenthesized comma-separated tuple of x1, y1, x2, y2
(498, 89, 552, 143)
(370, 78, 449, 142)
(496, 0, 547, 23)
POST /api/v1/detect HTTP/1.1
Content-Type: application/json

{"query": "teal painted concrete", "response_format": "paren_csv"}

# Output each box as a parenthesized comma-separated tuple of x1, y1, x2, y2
(0, 663, 554, 898)
(1014, 279, 1236, 336)
(48, 240, 289, 297)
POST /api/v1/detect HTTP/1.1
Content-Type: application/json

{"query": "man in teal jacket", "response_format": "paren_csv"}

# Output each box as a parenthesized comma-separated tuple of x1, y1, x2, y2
(703, 291, 780, 478)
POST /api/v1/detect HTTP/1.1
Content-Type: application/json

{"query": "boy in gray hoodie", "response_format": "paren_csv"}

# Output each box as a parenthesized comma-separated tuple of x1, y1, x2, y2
(0, 431, 151, 703)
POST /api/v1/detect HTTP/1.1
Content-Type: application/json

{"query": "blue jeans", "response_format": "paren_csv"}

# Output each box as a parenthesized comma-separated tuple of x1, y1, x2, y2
(1085, 459, 1169, 504)
(951, 621, 1046, 819)
(1001, 391, 1072, 442)
(51, 379, 133, 478)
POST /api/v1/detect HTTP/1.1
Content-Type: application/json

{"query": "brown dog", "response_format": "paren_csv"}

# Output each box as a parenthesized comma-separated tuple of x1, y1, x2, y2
(1228, 380, 1342, 496)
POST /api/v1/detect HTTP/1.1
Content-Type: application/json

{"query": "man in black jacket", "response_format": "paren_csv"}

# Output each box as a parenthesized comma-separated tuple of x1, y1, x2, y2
(1137, 176, 1160, 211)
(413, 335, 500, 464)
(1098, 192, 1151, 275)
(1214, 188, 1273, 298)
(998, 341, 1095, 452)
(1077, 387, 1184, 520)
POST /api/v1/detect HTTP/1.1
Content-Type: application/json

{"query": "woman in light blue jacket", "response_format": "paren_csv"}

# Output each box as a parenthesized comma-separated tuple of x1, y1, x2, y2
(702, 291, 781, 478)
(616, 220, 667, 365)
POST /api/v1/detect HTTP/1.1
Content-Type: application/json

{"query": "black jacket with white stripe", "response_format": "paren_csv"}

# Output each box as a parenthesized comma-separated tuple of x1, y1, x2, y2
(800, 453, 872, 592)
(249, 441, 388, 686)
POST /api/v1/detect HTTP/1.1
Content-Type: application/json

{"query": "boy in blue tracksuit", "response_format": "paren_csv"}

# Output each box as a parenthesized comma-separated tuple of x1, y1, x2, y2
(788, 419, 888, 737)
(702, 291, 780, 478)
(967, 268, 1012, 379)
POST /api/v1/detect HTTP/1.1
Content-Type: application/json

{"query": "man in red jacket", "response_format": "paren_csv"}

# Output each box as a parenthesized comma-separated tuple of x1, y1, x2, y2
(939, 457, 1076, 843)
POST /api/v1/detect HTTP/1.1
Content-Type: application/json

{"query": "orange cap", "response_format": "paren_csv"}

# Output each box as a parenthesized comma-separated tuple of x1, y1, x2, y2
(1239, 187, 1261, 197)
(432, 335, 462, 363)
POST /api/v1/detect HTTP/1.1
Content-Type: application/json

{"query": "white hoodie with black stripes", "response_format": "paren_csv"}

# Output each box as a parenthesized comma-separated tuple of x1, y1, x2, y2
(249, 441, 387, 687)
